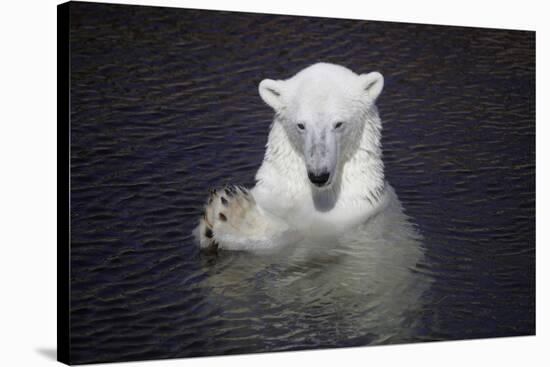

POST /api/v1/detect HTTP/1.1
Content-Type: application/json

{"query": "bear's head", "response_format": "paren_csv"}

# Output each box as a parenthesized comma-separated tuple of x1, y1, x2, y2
(259, 63, 384, 189)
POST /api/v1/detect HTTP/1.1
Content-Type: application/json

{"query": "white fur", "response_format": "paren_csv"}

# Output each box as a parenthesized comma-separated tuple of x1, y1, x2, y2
(196, 63, 390, 252)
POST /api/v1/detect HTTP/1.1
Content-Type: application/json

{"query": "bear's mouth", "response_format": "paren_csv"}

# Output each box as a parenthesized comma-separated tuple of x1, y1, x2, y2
(308, 171, 331, 187)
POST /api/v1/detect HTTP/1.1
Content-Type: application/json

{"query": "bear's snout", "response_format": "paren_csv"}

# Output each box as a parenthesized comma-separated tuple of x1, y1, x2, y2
(308, 171, 331, 187)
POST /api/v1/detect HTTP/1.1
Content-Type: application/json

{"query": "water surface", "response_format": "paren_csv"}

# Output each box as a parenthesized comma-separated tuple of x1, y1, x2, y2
(69, 2, 535, 364)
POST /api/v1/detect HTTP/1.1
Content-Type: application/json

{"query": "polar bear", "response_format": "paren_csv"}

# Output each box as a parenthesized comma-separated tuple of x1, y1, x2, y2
(194, 64, 429, 342)
(196, 63, 394, 253)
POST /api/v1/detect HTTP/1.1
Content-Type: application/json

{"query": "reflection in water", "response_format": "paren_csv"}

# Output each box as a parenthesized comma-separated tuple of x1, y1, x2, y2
(201, 186, 431, 348)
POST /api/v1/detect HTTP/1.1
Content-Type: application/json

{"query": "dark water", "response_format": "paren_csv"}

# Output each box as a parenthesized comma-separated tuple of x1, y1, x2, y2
(68, 2, 535, 364)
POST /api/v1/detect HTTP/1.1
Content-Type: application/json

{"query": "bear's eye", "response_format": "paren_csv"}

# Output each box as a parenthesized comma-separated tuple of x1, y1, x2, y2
(297, 123, 306, 131)
(334, 122, 345, 130)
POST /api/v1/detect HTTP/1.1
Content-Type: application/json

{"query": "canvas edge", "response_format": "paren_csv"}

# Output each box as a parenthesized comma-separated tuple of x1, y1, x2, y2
(58, 1, 71, 365)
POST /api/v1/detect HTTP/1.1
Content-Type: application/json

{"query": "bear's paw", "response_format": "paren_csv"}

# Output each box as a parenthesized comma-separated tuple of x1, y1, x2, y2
(198, 185, 257, 253)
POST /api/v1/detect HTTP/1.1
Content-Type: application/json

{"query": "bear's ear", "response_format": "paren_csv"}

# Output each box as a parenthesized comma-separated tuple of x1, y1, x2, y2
(259, 79, 285, 111)
(358, 72, 384, 102)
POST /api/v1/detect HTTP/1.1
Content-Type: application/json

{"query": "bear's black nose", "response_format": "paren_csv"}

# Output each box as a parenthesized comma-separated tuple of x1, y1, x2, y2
(308, 172, 330, 187)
